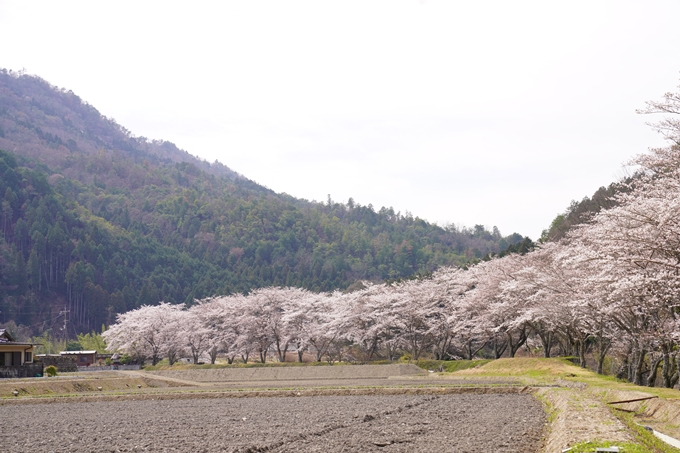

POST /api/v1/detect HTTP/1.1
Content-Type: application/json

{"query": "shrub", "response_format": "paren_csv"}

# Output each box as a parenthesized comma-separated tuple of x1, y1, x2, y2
(44, 365, 57, 377)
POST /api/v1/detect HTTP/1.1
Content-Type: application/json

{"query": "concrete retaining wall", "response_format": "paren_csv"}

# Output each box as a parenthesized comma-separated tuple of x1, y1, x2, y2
(148, 363, 425, 382)
(0, 363, 44, 378)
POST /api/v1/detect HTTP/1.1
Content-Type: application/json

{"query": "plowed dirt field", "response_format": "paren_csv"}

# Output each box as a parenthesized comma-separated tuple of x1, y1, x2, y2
(0, 393, 545, 452)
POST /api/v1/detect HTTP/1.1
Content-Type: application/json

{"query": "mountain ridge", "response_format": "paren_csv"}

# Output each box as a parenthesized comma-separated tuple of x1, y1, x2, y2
(0, 70, 527, 336)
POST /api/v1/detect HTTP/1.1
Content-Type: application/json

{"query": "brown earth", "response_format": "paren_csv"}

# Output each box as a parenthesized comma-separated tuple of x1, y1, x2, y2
(0, 372, 184, 398)
(6, 363, 671, 452)
(536, 387, 634, 452)
(145, 363, 427, 382)
(0, 393, 546, 453)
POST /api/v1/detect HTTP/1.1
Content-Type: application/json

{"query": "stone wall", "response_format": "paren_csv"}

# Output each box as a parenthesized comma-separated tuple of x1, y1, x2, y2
(0, 363, 44, 378)
(37, 355, 78, 372)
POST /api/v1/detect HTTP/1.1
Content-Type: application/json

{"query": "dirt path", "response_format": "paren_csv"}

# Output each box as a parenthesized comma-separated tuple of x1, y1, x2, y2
(536, 386, 633, 452)
(119, 369, 210, 387)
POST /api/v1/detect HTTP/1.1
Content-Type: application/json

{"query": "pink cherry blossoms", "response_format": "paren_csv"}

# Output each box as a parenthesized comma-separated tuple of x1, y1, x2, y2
(104, 82, 680, 388)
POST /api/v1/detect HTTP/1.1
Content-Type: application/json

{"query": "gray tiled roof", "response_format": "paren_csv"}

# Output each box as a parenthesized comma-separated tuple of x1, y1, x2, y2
(0, 328, 15, 342)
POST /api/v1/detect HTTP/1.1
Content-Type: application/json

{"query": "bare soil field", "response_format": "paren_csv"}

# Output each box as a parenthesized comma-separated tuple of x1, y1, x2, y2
(146, 363, 427, 382)
(0, 393, 545, 453)
(5, 358, 673, 452)
(136, 365, 520, 391)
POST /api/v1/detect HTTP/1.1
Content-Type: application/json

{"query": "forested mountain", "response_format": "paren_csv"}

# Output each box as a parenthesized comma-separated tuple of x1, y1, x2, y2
(540, 179, 633, 242)
(0, 70, 526, 336)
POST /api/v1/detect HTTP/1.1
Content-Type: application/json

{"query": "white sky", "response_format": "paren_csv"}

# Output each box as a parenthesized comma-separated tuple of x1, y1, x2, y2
(1, 1, 679, 239)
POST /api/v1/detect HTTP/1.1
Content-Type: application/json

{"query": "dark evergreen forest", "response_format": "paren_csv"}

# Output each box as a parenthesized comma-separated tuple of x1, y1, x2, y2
(0, 70, 526, 336)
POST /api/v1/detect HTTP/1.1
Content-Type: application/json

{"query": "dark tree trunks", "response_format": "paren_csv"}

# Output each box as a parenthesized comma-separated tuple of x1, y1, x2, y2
(647, 353, 663, 387)
(660, 344, 679, 388)
(492, 336, 508, 359)
(275, 339, 289, 363)
(633, 349, 647, 386)
(507, 326, 528, 358)
(167, 348, 178, 366)
(465, 339, 487, 360)
(596, 336, 611, 375)
(209, 347, 218, 364)
(577, 338, 587, 369)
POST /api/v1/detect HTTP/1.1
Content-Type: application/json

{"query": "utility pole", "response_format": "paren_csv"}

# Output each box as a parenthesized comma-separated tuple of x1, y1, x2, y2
(59, 308, 70, 342)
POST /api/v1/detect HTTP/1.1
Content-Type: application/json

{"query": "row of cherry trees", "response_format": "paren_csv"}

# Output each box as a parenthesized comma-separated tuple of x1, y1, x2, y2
(104, 83, 680, 387)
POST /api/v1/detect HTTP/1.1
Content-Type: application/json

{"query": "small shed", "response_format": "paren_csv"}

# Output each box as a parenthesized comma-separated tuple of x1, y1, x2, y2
(60, 350, 98, 366)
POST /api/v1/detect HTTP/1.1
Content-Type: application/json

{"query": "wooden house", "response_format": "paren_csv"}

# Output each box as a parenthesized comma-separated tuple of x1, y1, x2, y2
(59, 350, 98, 366)
(0, 329, 42, 378)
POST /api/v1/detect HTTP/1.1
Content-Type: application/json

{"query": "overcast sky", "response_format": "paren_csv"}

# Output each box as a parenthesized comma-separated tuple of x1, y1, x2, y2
(1, 1, 679, 239)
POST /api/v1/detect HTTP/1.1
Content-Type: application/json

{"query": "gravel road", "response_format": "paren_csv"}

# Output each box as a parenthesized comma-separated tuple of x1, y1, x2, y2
(0, 393, 544, 452)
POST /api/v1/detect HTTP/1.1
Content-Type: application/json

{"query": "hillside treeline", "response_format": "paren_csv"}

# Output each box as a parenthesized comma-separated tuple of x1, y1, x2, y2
(0, 71, 524, 335)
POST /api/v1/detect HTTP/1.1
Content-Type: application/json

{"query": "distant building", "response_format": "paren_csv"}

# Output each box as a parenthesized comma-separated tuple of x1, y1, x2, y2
(59, 350, 98, 366)
(0, 329, 42, 378)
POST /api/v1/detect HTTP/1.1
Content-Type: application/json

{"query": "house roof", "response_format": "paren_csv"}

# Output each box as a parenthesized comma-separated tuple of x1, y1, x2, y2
(0, 329, 41, 347)
(0, 329, 16, 342)
(60, 350, 97, 355)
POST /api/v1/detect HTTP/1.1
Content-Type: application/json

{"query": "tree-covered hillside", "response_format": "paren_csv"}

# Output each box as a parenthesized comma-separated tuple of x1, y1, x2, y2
(540, 178, 633, 242)
(0, 70, 527, 336)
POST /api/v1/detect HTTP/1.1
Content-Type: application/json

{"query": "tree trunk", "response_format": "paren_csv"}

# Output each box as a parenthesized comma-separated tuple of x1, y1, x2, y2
(577, 338, 587, 368)
(661, 343, 672, 388)
(670, 352, 679, 389)
(507, 327, 527, 358)
(366, 337, 379, 362)
(433, 334, 453, 360)
(647, 354, 662, 387)
(596, 336, 611, 375)
(633, 349, 647, 386)
(597, 338, 612, 374)
(565, 331, 576, 357)
(276, 339, 289, 362)
(542, 331, 554, 358)
(167, 348, 178, 366)
(465, 339, 487, 360)
(493, 336, 507, 359)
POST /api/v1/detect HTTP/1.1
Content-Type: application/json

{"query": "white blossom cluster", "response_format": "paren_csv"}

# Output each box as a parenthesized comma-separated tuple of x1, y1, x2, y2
(104, 83, 680, 388)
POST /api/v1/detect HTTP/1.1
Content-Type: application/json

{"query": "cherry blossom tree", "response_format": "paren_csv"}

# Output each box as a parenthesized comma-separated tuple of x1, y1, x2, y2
(103, 303, 184, 365)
